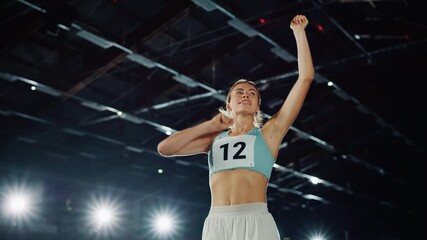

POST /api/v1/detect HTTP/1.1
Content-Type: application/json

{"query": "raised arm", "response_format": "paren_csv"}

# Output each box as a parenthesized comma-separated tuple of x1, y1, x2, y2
(157, 113, 233, 157)
(263, 15, 314, 144)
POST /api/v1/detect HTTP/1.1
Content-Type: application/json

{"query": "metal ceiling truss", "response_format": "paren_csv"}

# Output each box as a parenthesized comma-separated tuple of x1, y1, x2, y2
(7, 0, 403, 208)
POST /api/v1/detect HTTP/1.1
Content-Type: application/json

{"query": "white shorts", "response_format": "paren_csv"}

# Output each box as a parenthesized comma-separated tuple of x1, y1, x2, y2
(202, 202, 281, 240)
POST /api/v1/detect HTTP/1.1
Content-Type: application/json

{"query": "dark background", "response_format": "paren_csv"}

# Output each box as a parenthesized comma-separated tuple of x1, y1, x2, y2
(1, 0, 426, 239)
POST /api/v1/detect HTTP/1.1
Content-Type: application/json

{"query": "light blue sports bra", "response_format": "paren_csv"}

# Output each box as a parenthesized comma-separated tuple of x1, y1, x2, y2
(208, 127, 275, 180)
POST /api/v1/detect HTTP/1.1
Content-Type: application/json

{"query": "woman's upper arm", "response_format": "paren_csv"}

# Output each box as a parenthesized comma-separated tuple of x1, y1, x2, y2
(262, 77, 313, 148)
(270, 78, 312, 133)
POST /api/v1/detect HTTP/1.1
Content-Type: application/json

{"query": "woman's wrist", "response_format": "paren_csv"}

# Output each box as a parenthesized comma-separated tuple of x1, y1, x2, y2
(293, 29, 306, 36)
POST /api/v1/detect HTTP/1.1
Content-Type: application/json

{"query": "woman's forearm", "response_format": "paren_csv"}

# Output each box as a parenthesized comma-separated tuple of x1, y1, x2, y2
(157, 118, 220, 156)
(293, 29, 314, 81)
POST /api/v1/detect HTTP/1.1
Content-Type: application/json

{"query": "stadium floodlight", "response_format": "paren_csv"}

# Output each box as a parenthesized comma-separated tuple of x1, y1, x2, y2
(309, 176, 321, 185)
(85, 194, 123, 236)
(155, 215, 173, 233)
(1, 181, 41, 224)
(306, 228, 330, 240)
(309, 234, 326, 240)
(5, 191, 31, 217)
(146, 203, 181, 239)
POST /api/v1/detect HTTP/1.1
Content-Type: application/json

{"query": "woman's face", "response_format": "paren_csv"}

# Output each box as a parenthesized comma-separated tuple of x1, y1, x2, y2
(227, 82, 260, 115)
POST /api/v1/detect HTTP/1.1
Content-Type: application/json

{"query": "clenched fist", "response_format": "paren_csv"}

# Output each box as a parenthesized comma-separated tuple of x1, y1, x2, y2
(290, 15, 309, 31)
(210, 113, 233, 131)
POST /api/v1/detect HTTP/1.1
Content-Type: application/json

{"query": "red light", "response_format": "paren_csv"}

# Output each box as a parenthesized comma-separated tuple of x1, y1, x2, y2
(316, 23, 324, 32)
(259, 18, 266, 24)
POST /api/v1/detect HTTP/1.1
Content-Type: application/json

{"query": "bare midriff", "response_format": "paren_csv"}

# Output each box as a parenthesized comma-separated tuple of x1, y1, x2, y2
(209, 168, 268, 206)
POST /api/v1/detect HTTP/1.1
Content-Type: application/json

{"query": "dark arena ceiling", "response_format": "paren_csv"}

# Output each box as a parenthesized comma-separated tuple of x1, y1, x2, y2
(1, 0, 426, 239)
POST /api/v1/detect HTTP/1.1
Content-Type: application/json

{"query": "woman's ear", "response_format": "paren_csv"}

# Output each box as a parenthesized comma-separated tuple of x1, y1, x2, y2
(226, 103, 231, 111)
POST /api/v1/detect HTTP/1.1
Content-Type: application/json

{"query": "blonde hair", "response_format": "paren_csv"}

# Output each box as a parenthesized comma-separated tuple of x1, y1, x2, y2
(218, 79, 264, 128)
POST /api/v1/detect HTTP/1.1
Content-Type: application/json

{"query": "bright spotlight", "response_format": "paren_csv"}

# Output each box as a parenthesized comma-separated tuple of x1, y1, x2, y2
(310, 235, 325, 240)
(155, 215, 173, 233)
(1, 180, 42, 224)
(146, 203, 182, 238)
(93, 205, 115, 227)
(89, 203, 118, 229)
(306, 229, 330, 240)
(309, 176, 321, 185)
(6, 192, 30, 216)
(85, 194, 123, 236)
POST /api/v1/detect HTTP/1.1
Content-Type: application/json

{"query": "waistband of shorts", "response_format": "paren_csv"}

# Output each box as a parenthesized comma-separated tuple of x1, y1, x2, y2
(208, 202, 268, 216)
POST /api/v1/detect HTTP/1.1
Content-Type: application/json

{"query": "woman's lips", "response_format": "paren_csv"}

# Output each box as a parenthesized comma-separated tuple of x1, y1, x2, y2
(239, 100, 251, 104)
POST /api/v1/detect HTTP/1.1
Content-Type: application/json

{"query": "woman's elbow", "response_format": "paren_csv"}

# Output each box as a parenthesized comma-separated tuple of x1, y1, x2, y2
(298, 73, 314, 83)
(305, 73, 314, 82)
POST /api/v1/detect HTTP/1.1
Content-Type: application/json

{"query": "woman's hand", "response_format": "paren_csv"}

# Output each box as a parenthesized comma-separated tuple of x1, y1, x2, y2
(290, 15, 309, 32)
(210, 113, 233, 131)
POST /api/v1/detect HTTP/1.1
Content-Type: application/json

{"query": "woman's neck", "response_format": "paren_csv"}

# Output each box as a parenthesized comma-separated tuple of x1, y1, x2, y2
(230, 115, 254, 135)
